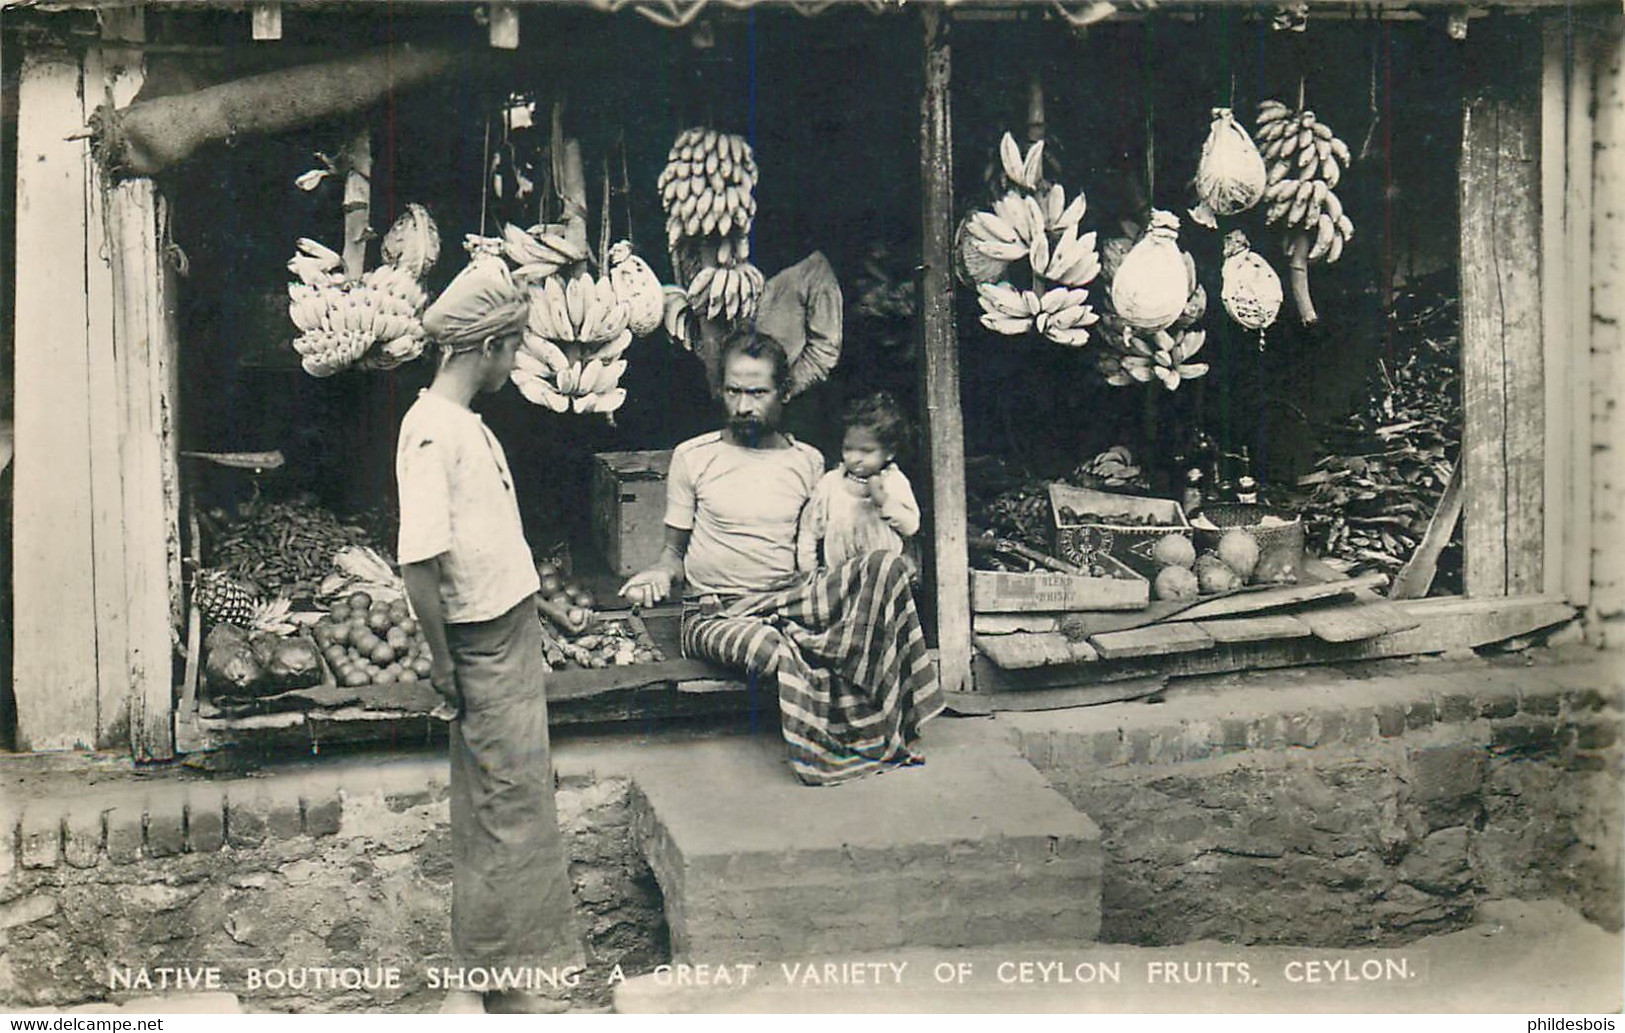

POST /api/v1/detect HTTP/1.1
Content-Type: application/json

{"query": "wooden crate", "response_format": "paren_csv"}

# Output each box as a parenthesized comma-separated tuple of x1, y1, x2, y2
(590, 449, 673, 577)
(1048, 483, 1191, 579)
(970, 553, 1148, 614)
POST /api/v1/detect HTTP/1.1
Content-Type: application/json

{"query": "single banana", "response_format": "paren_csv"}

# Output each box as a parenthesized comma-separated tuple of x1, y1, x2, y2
(1297, 144, 1317, 171)
(688, 266, 717, 307)
(1309, 214, 1336, 261)
(1280, 130, 1300, 160)
(564, 275, 587, 337)
(1326, 233, 1345, 264)
(1329, 137, 1352, 166)
(1323, 190, 1345, 225)
(1288, 192, 1311, 228)
(1257, 100, 1290, 122)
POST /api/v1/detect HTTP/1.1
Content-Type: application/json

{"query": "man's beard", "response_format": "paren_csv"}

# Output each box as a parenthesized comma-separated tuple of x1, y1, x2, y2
(727, 414, 776, 446)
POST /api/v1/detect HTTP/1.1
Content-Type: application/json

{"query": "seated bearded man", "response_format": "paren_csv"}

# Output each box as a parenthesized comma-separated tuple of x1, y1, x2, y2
(618, 330, 943, 785)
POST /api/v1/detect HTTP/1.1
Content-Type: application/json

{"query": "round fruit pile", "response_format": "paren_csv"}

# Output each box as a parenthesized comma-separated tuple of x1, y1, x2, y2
(536, 558, 596, 617)
(311, 591, 434, 688)
(1150, 528, 1292, 601)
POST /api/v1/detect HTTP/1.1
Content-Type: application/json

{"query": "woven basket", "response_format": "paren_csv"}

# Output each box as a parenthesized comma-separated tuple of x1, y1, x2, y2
(1191, 503, 1305, 565)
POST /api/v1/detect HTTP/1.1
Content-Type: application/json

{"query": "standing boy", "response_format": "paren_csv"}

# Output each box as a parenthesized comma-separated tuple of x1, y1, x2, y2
(398, 259, 581, 1014)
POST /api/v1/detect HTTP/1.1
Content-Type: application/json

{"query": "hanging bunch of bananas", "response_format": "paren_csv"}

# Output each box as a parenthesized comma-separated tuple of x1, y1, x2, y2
(961, 133, 1100, 348)
(1255, 99, 1355, 325)
(286, 223, 433, 378)
(510, 270, 633, 416)
(379, 203, 441, 280)
(659, 128, 764, 327)
(497, 222, 592, 283)
(1090, 227, 1210, 391)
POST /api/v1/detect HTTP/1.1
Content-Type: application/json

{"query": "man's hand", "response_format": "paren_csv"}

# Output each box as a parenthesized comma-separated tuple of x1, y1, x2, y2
(538, 595, 592, 635)
(618, 567, 673, 609)
(429, 660, 461, 717)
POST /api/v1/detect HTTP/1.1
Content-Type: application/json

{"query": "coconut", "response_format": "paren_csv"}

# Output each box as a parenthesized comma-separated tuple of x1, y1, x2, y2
(1154, 565, 1201, 601)
(1151, 534, 1197, 570)
(1216, 529, 1262, 582)
(1195, 553, 1242, 594)
(1110, 211, 1191, 333)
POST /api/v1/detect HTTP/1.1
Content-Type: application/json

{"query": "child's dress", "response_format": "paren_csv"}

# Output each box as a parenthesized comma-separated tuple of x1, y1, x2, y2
(796, 463, 921, 575)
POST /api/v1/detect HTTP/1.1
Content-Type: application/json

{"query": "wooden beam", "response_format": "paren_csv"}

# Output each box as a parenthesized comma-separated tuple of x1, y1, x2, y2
(918, 6, 972, 696)
(12, 52, 101, 752)
(1541, 17, 1567, 600)
(1460, 18, 1545, 598)
(1590, 17, 1624, 621)
(976, 597, 1577, 690)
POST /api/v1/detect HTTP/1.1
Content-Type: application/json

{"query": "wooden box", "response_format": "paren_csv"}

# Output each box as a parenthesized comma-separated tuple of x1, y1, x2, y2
(1048, 483, 1191, 580)
(590, 450, 674, 577)
(970, 553, 1148, 613)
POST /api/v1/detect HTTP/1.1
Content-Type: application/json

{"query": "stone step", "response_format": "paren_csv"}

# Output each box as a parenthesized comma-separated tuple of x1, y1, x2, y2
(624, 717, 1102, 962)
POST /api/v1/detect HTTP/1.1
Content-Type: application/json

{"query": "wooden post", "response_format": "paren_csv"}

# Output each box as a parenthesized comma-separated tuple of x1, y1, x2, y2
(85, 40, 149, 751)
(109, 178, 182, 762)
(12, 52, 101, 750)
(918, 7, 972, 695)
(1590, 17, 1624, 621)
(1460, 18, 1544, 598)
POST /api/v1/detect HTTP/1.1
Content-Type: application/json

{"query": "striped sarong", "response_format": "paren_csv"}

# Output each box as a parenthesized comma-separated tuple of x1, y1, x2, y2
(681, 551, 945, 786)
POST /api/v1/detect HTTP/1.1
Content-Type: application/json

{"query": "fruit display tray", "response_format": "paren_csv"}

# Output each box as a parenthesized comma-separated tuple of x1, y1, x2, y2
(1048, 483, 1191, 580)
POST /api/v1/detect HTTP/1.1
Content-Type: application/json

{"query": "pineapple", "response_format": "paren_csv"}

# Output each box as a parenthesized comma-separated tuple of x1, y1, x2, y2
(192, 568, 260, 627)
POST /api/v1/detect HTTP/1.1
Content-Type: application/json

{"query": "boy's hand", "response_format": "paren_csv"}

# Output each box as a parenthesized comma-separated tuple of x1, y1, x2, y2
(867, 471, 890, 508)
(539, 595, 593, 635)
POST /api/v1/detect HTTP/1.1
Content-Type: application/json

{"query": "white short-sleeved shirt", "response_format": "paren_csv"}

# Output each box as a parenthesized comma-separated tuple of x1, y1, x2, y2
(664, 431, 825, 595)
(396, 391, 540, 624)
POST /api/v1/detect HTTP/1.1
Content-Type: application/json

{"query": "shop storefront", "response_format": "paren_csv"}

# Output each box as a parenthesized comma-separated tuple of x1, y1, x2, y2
(1, 0, 1617, 761)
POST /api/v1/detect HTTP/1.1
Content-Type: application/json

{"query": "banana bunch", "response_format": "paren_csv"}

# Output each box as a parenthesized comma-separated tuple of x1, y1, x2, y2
(511, 271, 633, 416)
(686, 262, 766, 323)
(1255, 100, 1355, 269)
(658, 127, 758, 245)
(1072, 446, 1145, 490)
(1098, 327, 1209, 391)
(379, 204, 441, 281)
(660, 128, 764, 331)
(500, 223, 591, 284)
(965, 133, 1099, 347)
(976, 283, 1099, 347)
(286, 239, 429, 376)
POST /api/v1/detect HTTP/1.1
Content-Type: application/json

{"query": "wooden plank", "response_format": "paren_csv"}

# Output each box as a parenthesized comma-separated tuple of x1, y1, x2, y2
(1300, 602, 1403, 643)
(12, 52, 101, 752)
(973, 613, 1062, 635)
(251, 2, 283, 41)
(947, 675, 1166, 714)
(1563, 24, 1596, 606)
(1165, 573, 1386, 622)
(1541, 17, 1568, 601)
(85, 45, 135, 748)
(980, 598, 1577, 691)
(1088, 623, 1214, 660)
(1461, 19, 1545, 598)
(917, 6, 972, 695)
(973, 633, 1096, 671)
(1195, 615, 1312, 644)
(1391, 463, 1465, 599)
(111, 179, 179, 761)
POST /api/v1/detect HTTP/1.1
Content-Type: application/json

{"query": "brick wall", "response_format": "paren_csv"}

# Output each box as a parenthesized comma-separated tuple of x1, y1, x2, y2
(0, 765, 668, 1011)
(1004, 653, 1622, 947)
